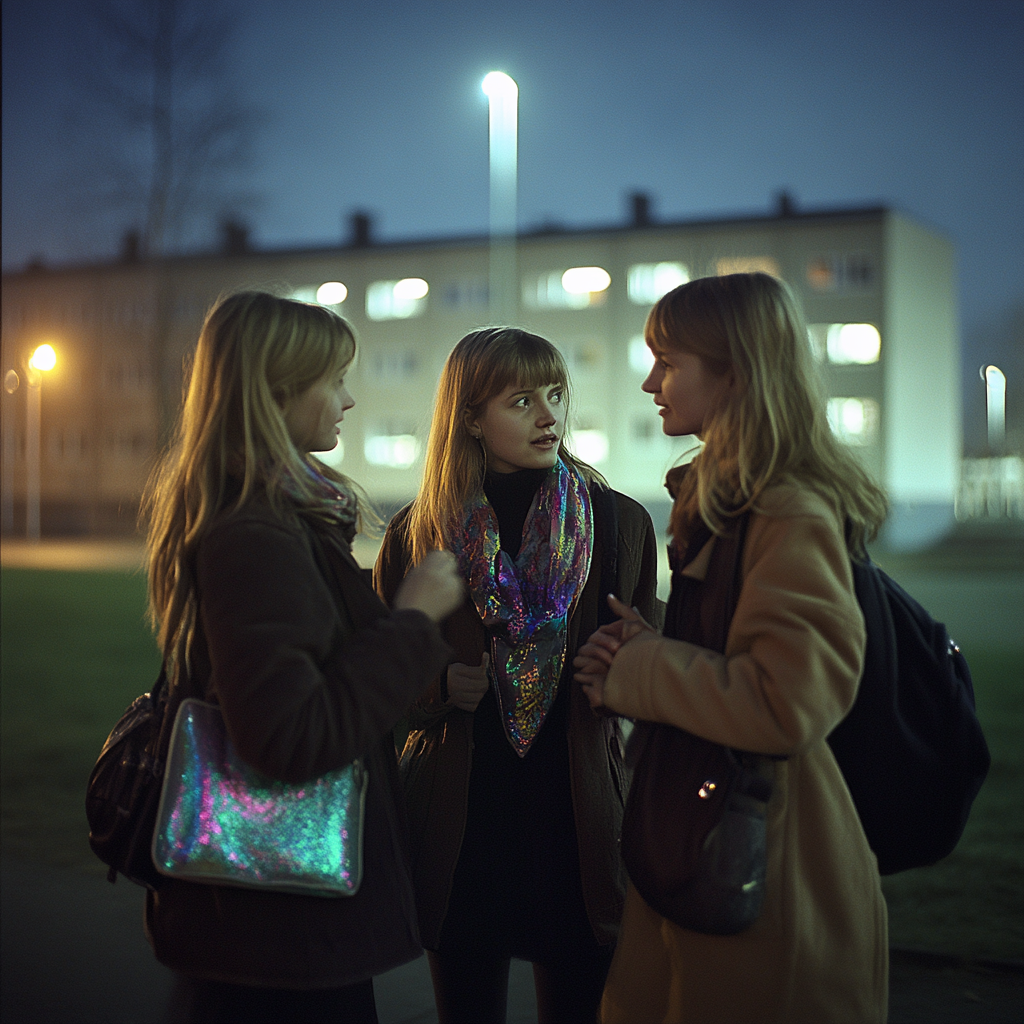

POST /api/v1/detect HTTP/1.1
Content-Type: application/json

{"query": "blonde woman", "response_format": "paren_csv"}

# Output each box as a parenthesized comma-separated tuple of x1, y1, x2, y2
(374, 328, 659, 1024)
(142, 291, 462, 1023)
(575, 273, 889, 1023)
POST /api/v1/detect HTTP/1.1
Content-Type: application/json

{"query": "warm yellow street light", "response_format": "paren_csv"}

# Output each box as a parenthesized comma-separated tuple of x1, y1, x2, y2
(25, 343, 57, 540)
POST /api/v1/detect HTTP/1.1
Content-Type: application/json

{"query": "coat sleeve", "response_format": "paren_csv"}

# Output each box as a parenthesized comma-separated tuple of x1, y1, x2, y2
(197, 515, 451, 783)
(603, 502, 865, 756)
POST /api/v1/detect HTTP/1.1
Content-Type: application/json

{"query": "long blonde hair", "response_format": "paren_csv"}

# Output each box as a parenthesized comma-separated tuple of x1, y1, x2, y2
(403, 327, 604, 565)
(647, 273, 887, 555)
(142, 290, 369, 665)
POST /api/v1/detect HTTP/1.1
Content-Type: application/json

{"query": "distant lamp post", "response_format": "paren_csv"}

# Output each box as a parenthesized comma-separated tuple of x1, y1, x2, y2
(25, 344, 57, 541)
(2, 369, 20, 535)
(981, 364, 1006, 453)
(482, 71, 518, 323)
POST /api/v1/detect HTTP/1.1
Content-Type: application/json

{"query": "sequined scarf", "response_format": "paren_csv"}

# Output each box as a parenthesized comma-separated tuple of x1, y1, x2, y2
(279, 459, 359, 543)
(450, 459, 593, 756)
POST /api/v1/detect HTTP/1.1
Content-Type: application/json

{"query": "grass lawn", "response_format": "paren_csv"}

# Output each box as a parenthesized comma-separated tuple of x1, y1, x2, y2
(1, 564, 1021, 960)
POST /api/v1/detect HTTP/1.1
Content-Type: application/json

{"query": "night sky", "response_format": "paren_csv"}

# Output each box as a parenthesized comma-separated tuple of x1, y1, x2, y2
(3, 0, 1022, 348)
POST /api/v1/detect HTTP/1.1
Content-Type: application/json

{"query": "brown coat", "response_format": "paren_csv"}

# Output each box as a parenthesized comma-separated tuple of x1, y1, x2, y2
(145, 498, 451, 988)
(599, 486, 888, 1024)
(374, 490, 660, 949)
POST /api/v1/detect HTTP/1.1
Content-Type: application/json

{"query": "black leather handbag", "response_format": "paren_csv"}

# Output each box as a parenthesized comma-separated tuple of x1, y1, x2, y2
(620, 515, 775, 935)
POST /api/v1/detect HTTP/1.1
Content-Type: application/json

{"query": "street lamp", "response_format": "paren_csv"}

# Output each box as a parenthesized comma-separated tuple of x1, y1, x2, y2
(981, 364, 1006, 453)
(2, 369, 20, 534)
(25, 344, 56, 541)
(482, 71, 518, 323)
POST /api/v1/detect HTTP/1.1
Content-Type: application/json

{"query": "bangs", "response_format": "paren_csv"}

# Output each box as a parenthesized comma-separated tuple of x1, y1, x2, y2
(485, 331, 570, 396)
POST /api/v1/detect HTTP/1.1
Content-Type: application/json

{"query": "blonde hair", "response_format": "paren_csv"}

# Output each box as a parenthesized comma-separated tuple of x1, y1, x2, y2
(647, 273, 887, 555)
(142, 290, 370, 665)
(403, 327, 604, 565)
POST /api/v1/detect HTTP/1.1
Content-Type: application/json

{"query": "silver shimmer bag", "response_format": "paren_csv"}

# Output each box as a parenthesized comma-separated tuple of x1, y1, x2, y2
(152, 699, 367, 897)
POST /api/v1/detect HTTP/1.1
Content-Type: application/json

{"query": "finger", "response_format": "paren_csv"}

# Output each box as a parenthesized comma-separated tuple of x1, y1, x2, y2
(607, 594, 641, 620)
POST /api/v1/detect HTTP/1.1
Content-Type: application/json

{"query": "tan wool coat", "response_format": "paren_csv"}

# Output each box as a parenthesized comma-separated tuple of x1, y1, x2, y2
(599, 485, 888, 1024)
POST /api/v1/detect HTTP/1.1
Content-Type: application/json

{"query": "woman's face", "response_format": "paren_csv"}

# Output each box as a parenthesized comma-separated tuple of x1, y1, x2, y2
(641, 341, 731, 438)
(282, 366, 354, 453)
(470, 382, 566, 474)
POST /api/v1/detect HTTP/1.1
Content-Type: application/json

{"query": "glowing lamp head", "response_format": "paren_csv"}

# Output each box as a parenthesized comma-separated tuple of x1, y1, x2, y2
(482, 71, 518, 100)
(29, 344, 57, 372)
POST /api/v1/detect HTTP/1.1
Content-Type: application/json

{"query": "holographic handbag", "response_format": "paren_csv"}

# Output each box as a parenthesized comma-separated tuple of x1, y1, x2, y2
(152, 698, 367, 897)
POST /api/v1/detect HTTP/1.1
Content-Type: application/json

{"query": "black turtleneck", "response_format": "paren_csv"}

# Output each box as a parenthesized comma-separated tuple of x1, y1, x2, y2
(482, 467, 550, 559)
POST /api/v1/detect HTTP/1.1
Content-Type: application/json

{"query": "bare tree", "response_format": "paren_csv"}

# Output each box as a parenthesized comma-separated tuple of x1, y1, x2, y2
(72, 0, 261, 257)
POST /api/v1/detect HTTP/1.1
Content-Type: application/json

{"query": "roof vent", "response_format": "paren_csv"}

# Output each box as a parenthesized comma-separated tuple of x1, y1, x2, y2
(629, 191, 653, 227)
(349, 211, 372, 247)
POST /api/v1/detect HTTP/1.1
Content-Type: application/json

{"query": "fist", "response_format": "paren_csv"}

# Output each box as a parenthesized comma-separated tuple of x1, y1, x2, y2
(394, 549, 463, 623)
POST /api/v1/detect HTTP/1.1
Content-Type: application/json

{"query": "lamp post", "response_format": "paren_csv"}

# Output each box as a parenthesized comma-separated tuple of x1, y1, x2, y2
(981, 364, 1006, 454)
(482, 71, 518, 324)
(25, 344, 56, 541)
(2, 369, 19, 534)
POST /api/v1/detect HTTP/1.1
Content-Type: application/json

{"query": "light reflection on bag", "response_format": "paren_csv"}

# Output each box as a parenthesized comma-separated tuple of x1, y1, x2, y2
(153, 699, 367, 897)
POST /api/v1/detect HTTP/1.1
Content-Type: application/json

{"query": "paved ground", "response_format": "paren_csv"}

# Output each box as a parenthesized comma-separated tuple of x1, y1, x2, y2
(2, 860, 1022, 1024)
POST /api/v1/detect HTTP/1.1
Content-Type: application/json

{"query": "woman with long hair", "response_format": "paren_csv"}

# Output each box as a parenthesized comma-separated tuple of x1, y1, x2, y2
(142, 291, 462, 1023)
(575, 273, 889, 1023)
(374, 327, 660, 1024)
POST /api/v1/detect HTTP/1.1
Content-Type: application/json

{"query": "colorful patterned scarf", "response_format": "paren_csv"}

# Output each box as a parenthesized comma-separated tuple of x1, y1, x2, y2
(280, 459, 359, 542)
(450, 459, 593, 756)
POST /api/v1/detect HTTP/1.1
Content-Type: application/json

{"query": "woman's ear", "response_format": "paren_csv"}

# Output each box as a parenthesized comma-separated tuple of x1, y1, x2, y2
(463, 409, 482, 439)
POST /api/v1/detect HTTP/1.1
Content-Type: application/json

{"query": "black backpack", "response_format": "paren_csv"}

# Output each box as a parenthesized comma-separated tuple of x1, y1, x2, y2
(827, 553, 990, 874)
(682, 516, 991, 876)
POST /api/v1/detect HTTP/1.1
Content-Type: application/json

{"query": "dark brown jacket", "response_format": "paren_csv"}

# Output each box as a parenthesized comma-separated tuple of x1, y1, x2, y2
(145, 498, 451, 988)
(374, 489, 660, 948)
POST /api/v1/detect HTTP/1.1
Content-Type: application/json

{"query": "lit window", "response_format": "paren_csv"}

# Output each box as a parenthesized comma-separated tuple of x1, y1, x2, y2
(364, 434, 420, 468)
(627, 262, 689, 304)
(716, 257, 781, 278)
(572, 429, 609, 465)
(808, 324, 881, 365)
(366, 279, 429, 320)
(807, 254, 875, 292)
(316, 281, 348, 305)
(522, 269, 609, 309)
(561, 267, 611, 294)
(827, 398, 879, 446)
(628, 335, 655, 374)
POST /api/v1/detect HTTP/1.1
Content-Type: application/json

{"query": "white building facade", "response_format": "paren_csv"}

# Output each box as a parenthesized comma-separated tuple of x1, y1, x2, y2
(1, 204, 960, 549)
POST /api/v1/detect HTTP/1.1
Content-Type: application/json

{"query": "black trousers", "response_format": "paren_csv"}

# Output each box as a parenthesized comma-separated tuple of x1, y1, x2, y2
(169, 974, 378, 1024)
(427, 944, 613, 1024)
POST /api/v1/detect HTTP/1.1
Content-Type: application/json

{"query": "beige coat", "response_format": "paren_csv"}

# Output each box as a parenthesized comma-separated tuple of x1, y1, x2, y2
(599, 485, 888, 1024)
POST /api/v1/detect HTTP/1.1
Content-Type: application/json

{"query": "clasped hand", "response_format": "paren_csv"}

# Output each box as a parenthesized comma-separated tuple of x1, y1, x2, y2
(573, 595, 654, 710)
(446, 653, 490, 712)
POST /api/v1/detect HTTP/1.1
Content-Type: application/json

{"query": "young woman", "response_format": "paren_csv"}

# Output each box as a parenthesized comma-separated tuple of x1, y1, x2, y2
(575, 273, 889, 1024)
(374, 327, 660, 1024)
(142, 291, 463, 1024)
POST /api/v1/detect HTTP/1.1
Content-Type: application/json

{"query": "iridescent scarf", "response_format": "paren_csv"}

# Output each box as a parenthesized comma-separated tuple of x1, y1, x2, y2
(450, 459, 593, 756)
(279, 459, 359, 543)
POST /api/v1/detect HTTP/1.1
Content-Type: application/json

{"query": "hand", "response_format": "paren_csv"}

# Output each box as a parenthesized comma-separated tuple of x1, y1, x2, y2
(446, 653, 490, 712)
(573, 595, 655, 711)
(394, 550, 464, 623)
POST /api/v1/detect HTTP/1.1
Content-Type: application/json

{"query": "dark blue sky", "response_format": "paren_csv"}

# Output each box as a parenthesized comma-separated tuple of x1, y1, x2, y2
(3, 0, 1022, 337)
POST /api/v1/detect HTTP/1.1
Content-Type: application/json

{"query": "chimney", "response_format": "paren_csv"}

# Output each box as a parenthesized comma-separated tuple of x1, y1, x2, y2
(120, 229, 141, 263)
(220, 218, 250, 256)
(629, 191, 652, 227)
(349, 211, 372, 247)
(776, 190, 796, 218)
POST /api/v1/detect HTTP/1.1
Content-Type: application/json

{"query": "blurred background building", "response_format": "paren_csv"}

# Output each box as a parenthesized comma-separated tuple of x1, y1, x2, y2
(2, 196, 1017, 549)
